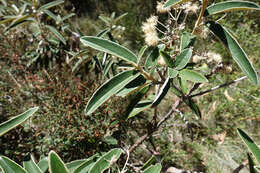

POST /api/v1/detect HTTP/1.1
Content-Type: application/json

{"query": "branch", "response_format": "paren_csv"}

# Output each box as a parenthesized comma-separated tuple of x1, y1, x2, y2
(190, 76, 247, 98)
(129, 100, 181, 153)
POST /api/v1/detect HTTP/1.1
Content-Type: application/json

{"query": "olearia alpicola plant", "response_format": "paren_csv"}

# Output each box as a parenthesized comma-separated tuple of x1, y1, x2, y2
(79, 0, 259, 171)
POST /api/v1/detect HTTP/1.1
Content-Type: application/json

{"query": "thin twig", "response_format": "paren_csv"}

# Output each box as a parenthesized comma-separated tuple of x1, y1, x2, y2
(190, 76, 247, 98)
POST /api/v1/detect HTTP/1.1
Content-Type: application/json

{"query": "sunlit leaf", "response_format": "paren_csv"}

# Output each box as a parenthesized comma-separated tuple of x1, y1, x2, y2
(143, 163, 162, 173)
(174, 48, 192, 70)
(37, 157, 48, 173)
(127, 100, 153, 119)
(23, 154, 43, 173)
(145, 46, 159, 71)
(81, 36, 138, 64)
(204, 1, 260, 16)
(46, 25, 66, 45)
(85, 70, 140, 115)
(72, 155, 98, 173)
(237, 129, 260, 164)
(0, 156, 27, 173)
(164, 0, 191, 8)
(168, 68, 179, 78)
(180, 32, 196, 51)
(152, 77, 171, 107)
(159, 51, 174, 68)
(179, 69, 208, 83)
(0, 107, 38, 136)
(207, 21, 258, 84)
(141, 156, 156, 170)
(49, 151, 69, 173)
(88, 148, 123, 173)
(66, 159, 87, 172)
(38, 0, 64, 11)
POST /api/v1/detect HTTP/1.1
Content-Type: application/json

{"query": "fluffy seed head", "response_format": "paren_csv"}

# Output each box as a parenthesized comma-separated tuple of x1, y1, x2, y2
(157, 1, 171, 13)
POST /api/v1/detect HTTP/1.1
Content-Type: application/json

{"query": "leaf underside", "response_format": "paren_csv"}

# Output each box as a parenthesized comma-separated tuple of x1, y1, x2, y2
(207, 21, 258, 84)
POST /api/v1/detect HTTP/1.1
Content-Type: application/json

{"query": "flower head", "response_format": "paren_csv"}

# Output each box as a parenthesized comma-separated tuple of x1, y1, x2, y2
(142, 15, 159, 46)
(156, 1, 171, 13)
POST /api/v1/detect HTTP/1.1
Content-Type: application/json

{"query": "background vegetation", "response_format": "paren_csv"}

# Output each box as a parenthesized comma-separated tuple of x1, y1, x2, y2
(0, 0, 259, 172)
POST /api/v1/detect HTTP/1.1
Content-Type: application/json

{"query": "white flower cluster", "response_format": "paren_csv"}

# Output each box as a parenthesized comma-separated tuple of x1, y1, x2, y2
(142, 16, 159, 46)
(156, 1, 171, 14)
(193, 52, 222, 64)
(181, 2, 199, 14)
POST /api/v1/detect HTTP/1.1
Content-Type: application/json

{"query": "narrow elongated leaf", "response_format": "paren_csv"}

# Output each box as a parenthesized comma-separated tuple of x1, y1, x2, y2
(43, 10, 57, 21)
(23, 155, 43, 173)
(164, 0, 190, 8)
(0, 107, 38, 136)
(179, 77, 188, 94)
(46, 25, 66, 45)
(207, 21, 258, 84)
(179, 69, 208, 83)
(204, 1, 260, 16)
(248, 154, 256, 173)
(49, 151, 69, 173)
(38, 0, 64, 11)
(159, 51, 174, 68)
(66, 159, 87, 172)
(185, 98, 201, 118)
(145, 46, 159, 71)
(138, 45, 148, 59)
(73, 159, 96, 173)
(152, 77, 171, 107)
(143, 163, 162, 173)
(237, 129, 260, 164)
(80, 36, 138, 64)
(255, 166, 260, 171)
(125, 85, 150, 118)
(127, 100, 153, 119)
(141, 156, 156, 170)
(0, 156, 27, 173)
(37, 157, 48, 173)
(88, 148, 123, 173)
(85, 70, 140, 115)
(168, 68, 179, 78)
(180, 32, 196, 51)
(174, 48, 192, 70)
(116, 75, 146, 97)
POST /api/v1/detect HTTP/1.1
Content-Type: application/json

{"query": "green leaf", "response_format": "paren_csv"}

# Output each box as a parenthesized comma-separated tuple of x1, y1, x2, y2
(37, 157, 48, 173)
(88, 148, 123, 173)
(141, 156, 156, 170)
(255, 166, 260, 172)
(179, 69, 208, 83)
(66, 159, 87, 172)
(248, 153, 257, 173)
(174, 48, 193, 70)
(85, 70, 140, 115)
(179, 77, 188, 94)
(0, 107, 38, 136)
(204, 1, 260, 16)
(46, 25, 66, 45)
(143, 163, 162, 173)
(80, 36, 138, 64)
(164, 0, 191, 8)
(127, 100, 153, 119)
(38, 0, 64, 11)
(168, 68, 179, 78)
(72, 155, 98, 173)
(125, 85, 150, 118)
(23, 155, 43, 173)
(206, 21, 258, 84)
(184, 98, 201, 118)
(145, 46, 159, 71)
(138, 45, 148, 62)
(43, 10, 57, 21)
(159, 51, 174, 68)
(152, 77, 171, 107)
(0, 156, 27, 173)
(49, 151, 69, 173)
(116, 75, 146, 97)
(180, 32, 196, 51)
(237, 129, 260, 164)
